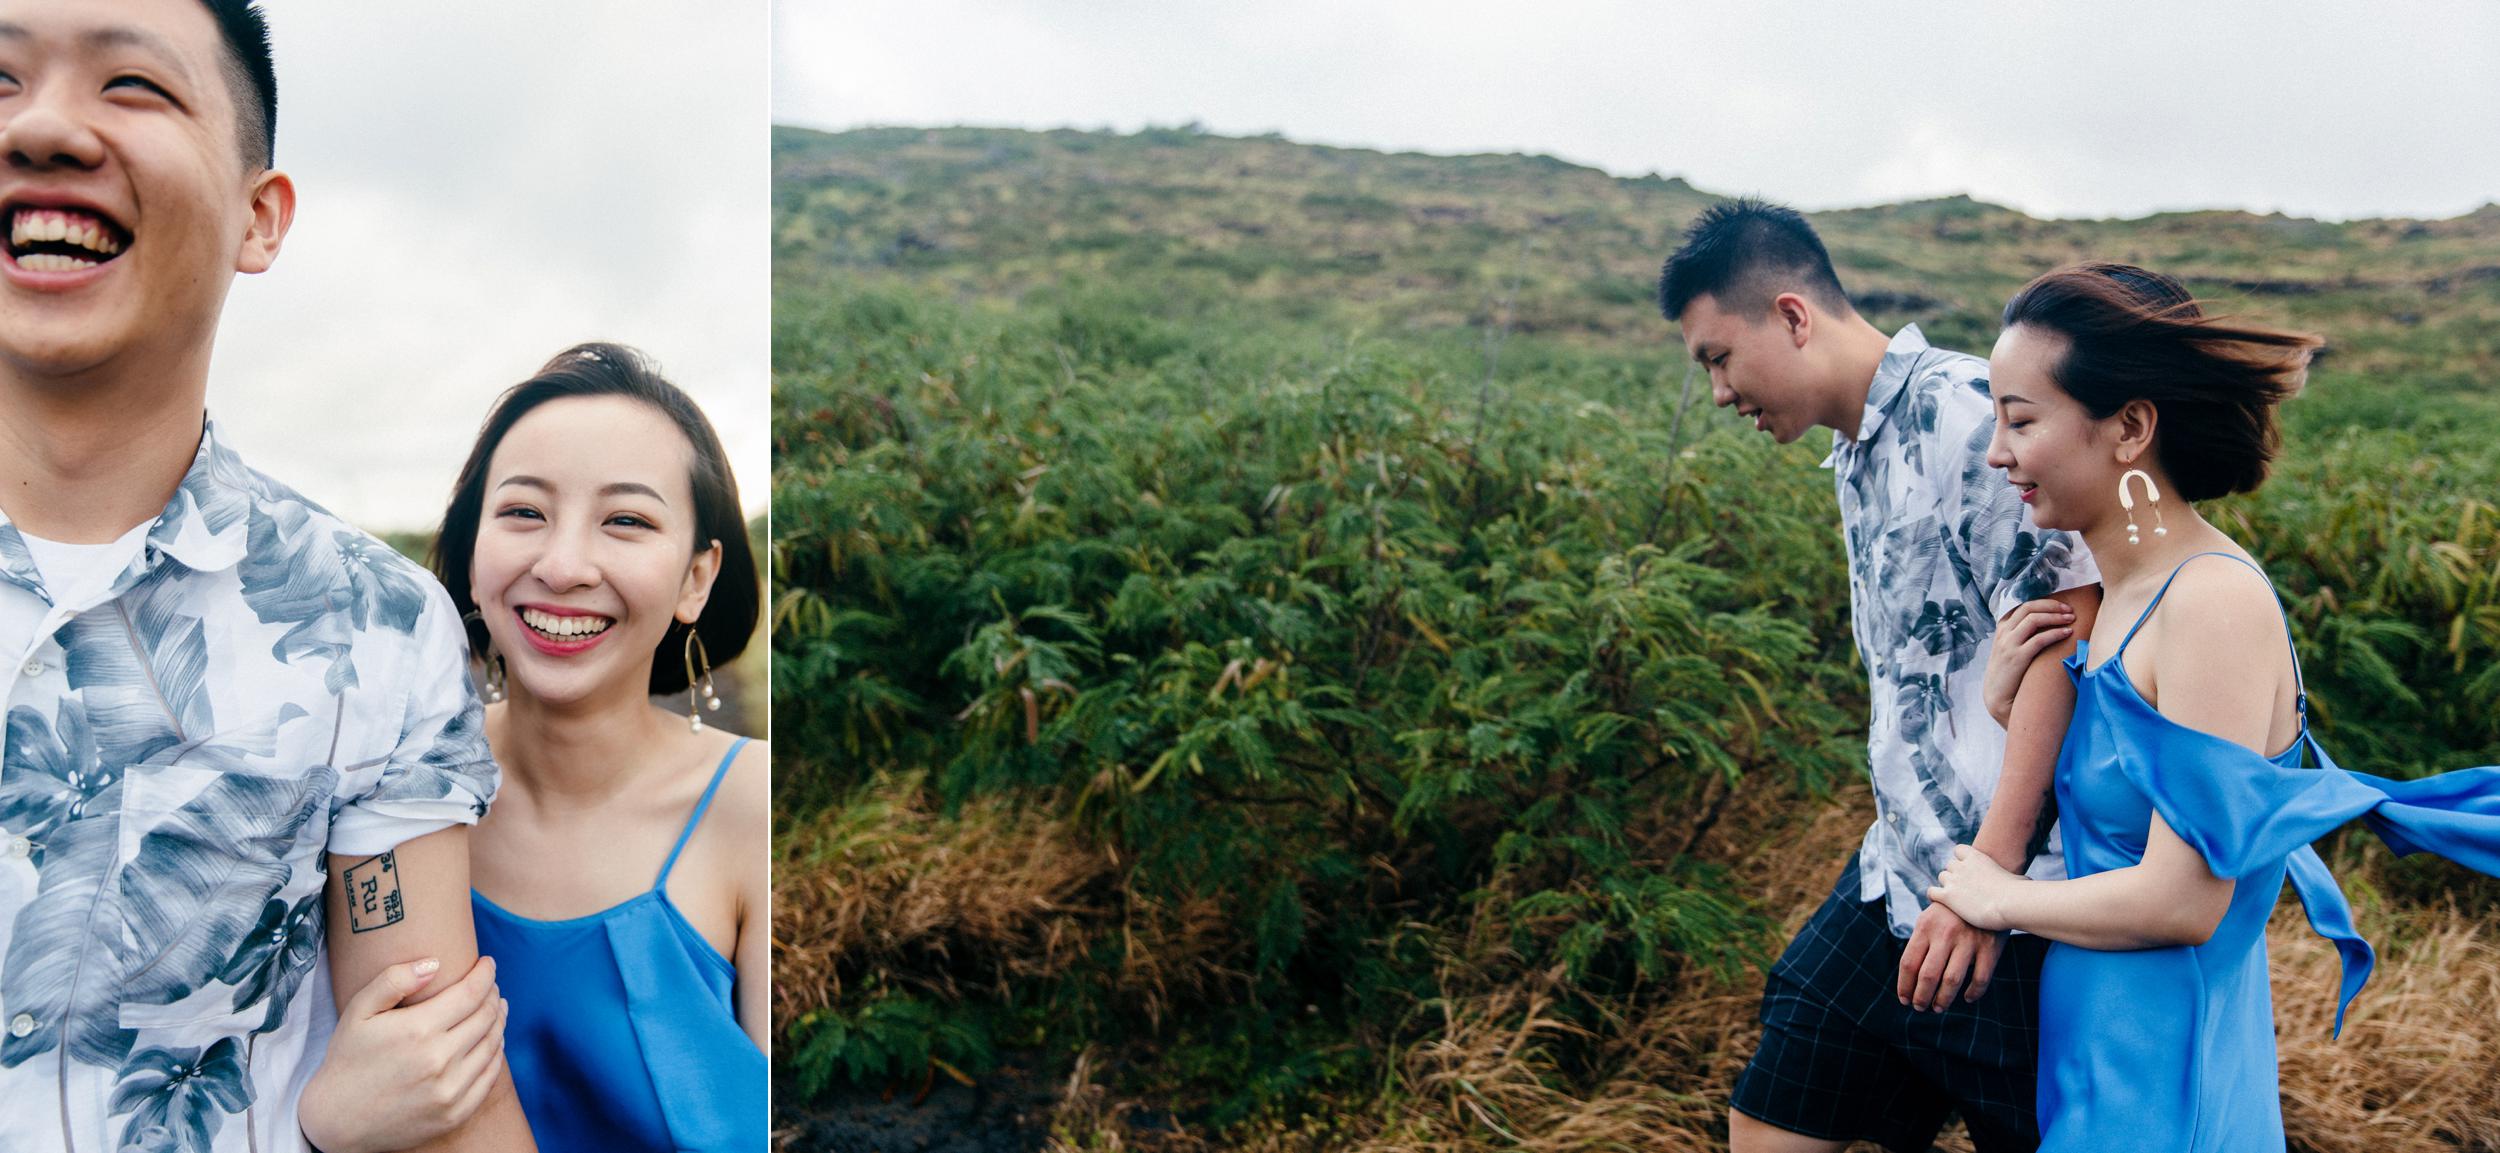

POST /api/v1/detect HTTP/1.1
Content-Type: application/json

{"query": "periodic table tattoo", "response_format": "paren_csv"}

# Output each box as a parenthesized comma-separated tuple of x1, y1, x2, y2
(345, 850, 406, 933)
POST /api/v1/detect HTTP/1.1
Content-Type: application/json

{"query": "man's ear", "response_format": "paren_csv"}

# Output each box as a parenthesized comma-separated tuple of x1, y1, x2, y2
(236, 169, 295, 275)
(1774, 292, 1813, 348)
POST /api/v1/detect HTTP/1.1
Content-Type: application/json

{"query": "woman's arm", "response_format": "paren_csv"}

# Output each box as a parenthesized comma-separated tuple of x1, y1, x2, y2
(1975, 585, 2099, 874)
(729, 740, 772, 1053)
(1930, 816, 2232, 949)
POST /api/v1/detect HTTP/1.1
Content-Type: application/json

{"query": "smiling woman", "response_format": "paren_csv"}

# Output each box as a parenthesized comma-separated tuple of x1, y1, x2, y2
(406, 343, 769, 1153)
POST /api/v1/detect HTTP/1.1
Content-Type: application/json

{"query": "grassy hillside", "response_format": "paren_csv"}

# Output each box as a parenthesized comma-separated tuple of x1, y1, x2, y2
(774, 124, 2500, 392)
(772, 124, 2500, 1153)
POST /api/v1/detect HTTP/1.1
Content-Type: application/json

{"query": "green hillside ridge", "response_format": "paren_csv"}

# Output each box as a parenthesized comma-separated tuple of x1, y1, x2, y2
(772, 124, 2500, 1151)
(775, 124, 2500, 397)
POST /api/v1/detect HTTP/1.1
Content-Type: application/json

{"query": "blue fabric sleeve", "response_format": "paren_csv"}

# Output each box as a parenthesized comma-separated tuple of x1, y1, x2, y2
(2284, 844, 2374, 1037)
(2343, 764, 2500, 871)
(2111, 716, 2385, 881)
(2114, 704, 2500, 1035)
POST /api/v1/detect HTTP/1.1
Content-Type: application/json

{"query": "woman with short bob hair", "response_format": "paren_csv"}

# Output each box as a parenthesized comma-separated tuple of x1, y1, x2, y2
(299, 343, 767, 1152)
(1925, 263, 2500, 1150)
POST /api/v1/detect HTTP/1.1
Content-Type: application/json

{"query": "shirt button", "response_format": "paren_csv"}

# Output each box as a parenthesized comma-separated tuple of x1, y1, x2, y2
(19, 659, 40, 678)
(1, 835, 26, 860)
(7, 1014, 32, 1038)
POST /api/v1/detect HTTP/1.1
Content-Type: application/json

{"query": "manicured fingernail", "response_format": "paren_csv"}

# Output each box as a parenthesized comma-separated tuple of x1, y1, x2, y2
(414, 958, 440, 976)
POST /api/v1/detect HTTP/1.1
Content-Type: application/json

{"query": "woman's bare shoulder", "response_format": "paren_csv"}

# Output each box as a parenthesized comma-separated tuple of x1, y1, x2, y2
(2155, 552, 2287, 647)
(2146, 553, 2296, 747)
(715, 736, 771, 861)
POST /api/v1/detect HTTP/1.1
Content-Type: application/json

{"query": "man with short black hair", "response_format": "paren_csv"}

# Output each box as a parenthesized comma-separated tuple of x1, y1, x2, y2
(0, 2, 533, 1149)
(1658, 199, 2101, 1153)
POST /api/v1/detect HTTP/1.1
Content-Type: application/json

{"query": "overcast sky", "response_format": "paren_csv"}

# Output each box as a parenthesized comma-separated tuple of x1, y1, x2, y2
(776, 0, 2500, 224)
(216, 2, 768, 533)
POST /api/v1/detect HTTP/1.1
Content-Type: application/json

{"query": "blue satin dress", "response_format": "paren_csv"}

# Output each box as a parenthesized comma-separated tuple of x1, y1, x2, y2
(472, 736, 766, 1152)
(2039, 554, 2500, 1151)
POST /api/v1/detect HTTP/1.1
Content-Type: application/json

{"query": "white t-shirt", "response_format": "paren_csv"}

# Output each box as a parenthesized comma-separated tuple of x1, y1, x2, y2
(20, 522, 152, 609)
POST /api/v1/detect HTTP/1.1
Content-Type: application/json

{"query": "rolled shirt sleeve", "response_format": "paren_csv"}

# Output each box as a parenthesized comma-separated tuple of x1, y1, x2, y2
(327, 583, 499, 857)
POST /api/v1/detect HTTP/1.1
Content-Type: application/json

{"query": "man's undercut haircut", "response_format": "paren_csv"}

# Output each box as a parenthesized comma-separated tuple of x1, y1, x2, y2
(197, 0, 277, 169)
(1657, 197, 1853, 323)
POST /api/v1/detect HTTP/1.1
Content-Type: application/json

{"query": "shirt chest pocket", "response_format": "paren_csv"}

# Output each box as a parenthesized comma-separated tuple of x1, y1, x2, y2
(112, 759, 336, 1036)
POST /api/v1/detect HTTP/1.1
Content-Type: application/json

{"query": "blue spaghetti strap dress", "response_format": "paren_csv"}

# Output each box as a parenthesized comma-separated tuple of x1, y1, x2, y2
(472, 736, 766, 1152)
(2038, 554, 2500, 1151)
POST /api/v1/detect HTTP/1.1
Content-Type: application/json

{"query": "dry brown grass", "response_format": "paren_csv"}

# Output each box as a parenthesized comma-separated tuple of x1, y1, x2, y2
(801, 770, 2500, 1152)
(1042, 775, 1938, 1153)
(773, 772, 1117, 1029)
(1114, 889, 1242, 1032)
(1031, 776, 2500, 1152)
(1312, 779, 1952, 1153)
(2276, 888, 2500, 1152)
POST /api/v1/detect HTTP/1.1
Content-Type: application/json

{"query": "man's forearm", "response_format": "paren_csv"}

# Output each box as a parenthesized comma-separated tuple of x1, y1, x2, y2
(1971, 656, 2075, 873)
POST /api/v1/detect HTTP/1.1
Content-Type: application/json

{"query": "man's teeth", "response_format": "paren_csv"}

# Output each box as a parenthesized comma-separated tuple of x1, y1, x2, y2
(9, 209, 124, 256)
(17, 253, 98, 272)
(522, 609, 613, 638)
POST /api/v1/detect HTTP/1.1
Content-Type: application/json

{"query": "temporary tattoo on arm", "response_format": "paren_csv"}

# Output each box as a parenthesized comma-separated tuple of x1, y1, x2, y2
(345, 851, 406, 933)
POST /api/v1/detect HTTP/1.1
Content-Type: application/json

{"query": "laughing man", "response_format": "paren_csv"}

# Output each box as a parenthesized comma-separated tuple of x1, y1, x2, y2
(0, 2, 533, 1150)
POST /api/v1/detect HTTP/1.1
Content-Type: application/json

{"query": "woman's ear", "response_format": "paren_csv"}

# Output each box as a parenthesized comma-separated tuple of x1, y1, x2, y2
(2114, 399, 2159, 465)
(675, 538, 724, 625)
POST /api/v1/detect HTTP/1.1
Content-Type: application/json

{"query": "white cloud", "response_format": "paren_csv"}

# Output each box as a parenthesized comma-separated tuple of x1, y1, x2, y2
(216, 0, 769, 532)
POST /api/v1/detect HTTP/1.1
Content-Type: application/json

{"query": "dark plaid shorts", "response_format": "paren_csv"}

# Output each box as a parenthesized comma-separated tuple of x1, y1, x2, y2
(1731, 856, 2047, 1153)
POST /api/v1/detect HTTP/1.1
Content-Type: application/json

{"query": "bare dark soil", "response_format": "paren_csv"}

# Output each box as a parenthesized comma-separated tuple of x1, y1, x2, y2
(774, 1060, 1061, 1153)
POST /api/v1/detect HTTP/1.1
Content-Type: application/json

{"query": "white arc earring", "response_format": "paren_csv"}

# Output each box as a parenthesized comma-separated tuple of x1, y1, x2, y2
(2118, 468, 2168, 546)
(683, 627, 722, 733)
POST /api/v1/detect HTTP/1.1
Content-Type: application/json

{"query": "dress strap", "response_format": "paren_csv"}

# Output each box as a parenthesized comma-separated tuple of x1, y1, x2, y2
(2110, 551, 2308, 714)
(656, 736, 751, 889)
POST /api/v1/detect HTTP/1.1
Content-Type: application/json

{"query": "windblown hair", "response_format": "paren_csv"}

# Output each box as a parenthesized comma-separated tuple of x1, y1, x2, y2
(432, 343, 759, 695)
(1656, 197, 1852, 322)
(2001, 263, 2321, 502)
(197, 1, 278, 169)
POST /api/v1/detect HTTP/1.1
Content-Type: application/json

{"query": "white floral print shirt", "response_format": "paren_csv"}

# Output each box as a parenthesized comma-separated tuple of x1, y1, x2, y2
(0, 421, 496, 1153)
(1825, 326, 2101, 937)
